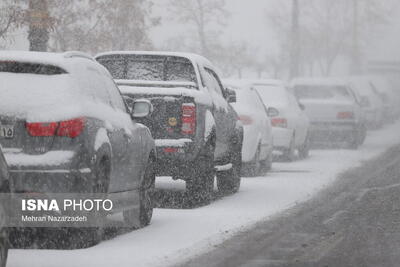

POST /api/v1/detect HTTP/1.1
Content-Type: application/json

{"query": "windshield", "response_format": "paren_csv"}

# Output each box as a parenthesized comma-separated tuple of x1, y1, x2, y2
(97, 55, 197, 84)
(293, 85, 351, 100)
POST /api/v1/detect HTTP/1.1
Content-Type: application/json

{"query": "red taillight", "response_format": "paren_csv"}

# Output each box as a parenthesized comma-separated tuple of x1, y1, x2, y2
(26, 122, 58, 137)
(337, 112, 354, 120)
(26, 118, 85, 138)
(57, 118, 85, 138)
(181, 103, 196, 135)
(271, 118, 287, 128)
(238, 115, 253, 125)
(163, 147, 179, 153)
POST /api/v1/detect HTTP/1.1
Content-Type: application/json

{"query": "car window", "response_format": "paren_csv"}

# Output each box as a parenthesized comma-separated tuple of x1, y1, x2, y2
(204, 68, 225, 97)
(0, 61, 67, 75)
(104, 78, 127, 112)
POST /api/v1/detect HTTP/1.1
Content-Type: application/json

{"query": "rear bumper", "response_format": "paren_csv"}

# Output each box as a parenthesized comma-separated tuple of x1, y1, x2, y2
(309, 121, 356, 142)
(272, 127, 292, 150)
(4, 150, 92, 193)
(154, 138, 200, 179)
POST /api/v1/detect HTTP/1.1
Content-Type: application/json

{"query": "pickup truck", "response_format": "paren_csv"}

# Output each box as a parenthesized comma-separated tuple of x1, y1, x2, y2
(96, 51, 243, 204)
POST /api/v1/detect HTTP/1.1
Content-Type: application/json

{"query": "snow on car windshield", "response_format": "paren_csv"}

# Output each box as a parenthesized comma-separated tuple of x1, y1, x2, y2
(97, 55, 197, 84)
(254, 84, 288, 107)
(293, 85, 351, 100)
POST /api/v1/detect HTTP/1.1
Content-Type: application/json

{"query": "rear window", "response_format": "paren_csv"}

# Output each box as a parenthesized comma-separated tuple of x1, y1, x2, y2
(254, 84, 288, 106)
(293, 85, 351, 100)
(0, 61, 67, 75)
(97, 55, 197, 84)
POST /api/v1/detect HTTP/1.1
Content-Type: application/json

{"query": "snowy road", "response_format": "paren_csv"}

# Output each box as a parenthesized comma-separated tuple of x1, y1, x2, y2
(8, 121, 400, 267)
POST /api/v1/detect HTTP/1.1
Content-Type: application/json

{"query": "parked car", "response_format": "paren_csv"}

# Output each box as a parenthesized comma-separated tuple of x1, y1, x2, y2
(0, 51, 156, 243)
(252, 80, 310, 161)
(348, 76, 385, 129)
(0, 148, 9, 267)
(96, 51, 244, 203)
(223, 80, 273, 176)
(370, 76, 400, 123)
(292, 78, 366, 149)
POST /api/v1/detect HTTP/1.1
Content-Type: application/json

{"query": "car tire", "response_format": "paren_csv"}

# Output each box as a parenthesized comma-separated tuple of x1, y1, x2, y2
(348, 125, 366, 150)
(282, 136, 296, 162)
(0, 205, 8, 267)
(243, 145, 261, 177)
(298, 134, 310, 159)
(186, 153, 215, 206)
(78, 157, 110, 247)
(217, 140, 242, 195)
(123, 157, 155, 228)
(261, 150, 273, 172)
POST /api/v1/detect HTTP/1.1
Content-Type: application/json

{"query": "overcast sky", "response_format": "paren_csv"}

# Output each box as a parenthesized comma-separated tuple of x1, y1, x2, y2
(7, 0, 400, 62)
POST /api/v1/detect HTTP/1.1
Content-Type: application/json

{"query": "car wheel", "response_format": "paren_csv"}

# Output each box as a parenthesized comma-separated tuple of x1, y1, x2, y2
(79, 157, 110, 247)
(124, 158, 156, 228)
(243, 145, 261, 177)
(261, 150, 273, 172)
(186, 153, 215, 206)
(0, 204, 8, 267)
(298, 134, 310, 159)
(348, 125, 366, 150)
(217, 142, 242, 195)
(282, 136, 296, 162)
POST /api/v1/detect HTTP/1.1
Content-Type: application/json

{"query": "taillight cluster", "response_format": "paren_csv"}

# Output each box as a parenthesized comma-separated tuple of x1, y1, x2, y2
(271, 118, 287, 128)
(337, 112, 354, 120)
(181, 103, 196, 135)
(238, 115, 253, 125)
(26, 118, 85, 138)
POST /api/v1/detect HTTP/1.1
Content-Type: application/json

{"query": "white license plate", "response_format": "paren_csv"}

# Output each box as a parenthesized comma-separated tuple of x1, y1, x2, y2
(0, 125, 14, 138)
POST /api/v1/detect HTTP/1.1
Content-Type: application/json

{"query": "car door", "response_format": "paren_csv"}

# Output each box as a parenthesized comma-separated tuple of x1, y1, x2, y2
(252, 89, 272, 159)
(202, 67, 231, 160)
(104, 78, 144, 192)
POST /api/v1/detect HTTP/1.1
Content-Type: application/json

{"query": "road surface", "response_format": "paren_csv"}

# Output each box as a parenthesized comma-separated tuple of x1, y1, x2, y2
(181, 145, 400, 267)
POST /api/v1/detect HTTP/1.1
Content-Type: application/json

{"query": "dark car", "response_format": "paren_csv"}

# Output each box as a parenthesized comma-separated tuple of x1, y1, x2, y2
(0, 51, 156, 241)
(0, 148, 9, 267)
(96, 51, 243, 204)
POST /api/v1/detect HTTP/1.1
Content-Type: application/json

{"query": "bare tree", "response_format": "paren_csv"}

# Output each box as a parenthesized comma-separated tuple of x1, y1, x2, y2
(48, 0, 158, 54)
(0, 0, 22, 46)
(168, 0, 228, 58)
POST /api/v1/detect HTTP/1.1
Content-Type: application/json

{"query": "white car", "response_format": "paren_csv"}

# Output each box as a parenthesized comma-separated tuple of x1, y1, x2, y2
(292, 78, 366, 149)
(348, 76, 385, 129)
(253, 80, 310, 161)
(223, 80, 273, 176)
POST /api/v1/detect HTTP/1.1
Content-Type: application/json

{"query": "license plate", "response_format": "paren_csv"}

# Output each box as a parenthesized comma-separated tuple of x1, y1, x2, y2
(0, 125, 14, 138)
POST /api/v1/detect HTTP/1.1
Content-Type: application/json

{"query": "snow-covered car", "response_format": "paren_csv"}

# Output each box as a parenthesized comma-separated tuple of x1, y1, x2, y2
(223, 80, 273, 176)
(0, 148, 9, 267)
(370, 76, 400, 123)
(348, 76, 385, 129)
(0, 51, 157, 242)
(96, 51, 243, 203)
(292, 78, 367, 149)
(253, 80, 310, 161)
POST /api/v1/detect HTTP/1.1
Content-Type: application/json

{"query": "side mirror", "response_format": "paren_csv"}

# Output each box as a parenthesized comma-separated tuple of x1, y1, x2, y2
(299, 103, 306, 111)
(267, 107, 279, 117)
(225, 88, 237, 103)
(131, 99, 153, 119)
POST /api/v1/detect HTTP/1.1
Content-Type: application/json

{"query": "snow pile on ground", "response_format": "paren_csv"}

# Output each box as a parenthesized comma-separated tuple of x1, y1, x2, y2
(8, 121, 400, 267)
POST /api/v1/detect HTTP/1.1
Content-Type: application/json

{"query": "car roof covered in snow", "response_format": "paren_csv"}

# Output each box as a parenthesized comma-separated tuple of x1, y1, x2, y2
(223, 79, 285, 89)
(291, 77, 350, 87)
(0, 50, 96, 72)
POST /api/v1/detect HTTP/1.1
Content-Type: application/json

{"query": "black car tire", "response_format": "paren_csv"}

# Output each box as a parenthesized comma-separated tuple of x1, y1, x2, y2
(261, 150, 273, 172)
(348, 125, 366, 150)
(282, 136, 296, 162)
(0, 207, 8, 267)
(298, 134, 310, 159)
(186, 153, 215, 206)
(217, 141, 242, 195)
(243, 145, 261, 177)
(123, 157, 155, 228)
